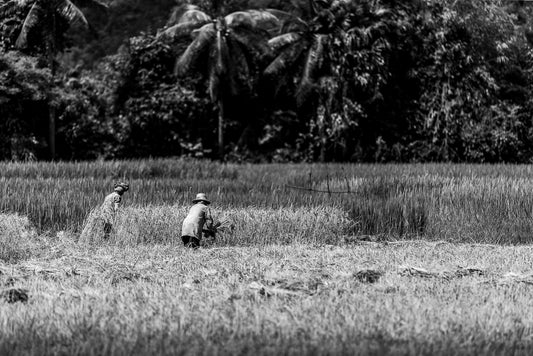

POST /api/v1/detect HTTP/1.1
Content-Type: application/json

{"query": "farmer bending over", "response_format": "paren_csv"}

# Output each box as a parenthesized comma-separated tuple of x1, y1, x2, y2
(101, 182, 129, 238)
(181, 193, 211, 248)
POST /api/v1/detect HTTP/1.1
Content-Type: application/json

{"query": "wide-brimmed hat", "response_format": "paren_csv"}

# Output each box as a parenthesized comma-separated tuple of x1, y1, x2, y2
(114, 182, 130, 192)
(193, 193, 210, 204)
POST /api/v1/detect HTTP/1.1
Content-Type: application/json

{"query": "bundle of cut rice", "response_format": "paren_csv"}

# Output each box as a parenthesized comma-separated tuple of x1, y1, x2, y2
(203, 216, 234, 239)
(354, 269, 383, 284)
(78, 209, 105, 244)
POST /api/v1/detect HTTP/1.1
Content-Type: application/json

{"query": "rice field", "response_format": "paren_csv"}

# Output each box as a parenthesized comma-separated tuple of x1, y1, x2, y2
(2, 159, 533, 244)
(2, 159, 533, 355)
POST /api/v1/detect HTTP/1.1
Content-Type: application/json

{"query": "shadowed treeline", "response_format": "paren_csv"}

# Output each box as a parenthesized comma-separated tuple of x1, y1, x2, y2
(4, 0, 533, 162)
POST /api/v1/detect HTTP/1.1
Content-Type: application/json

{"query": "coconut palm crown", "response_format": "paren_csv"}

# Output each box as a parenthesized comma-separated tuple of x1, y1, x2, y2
(264, 0, 389, 104)
(158, 2, 280, 159)
(264, 0, 391, 161)
(15, 0, 108, 57)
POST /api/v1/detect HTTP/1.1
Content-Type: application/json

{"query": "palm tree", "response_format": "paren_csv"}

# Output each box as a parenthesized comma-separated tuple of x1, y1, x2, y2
(264, 0, 390, 161)
(264, 0, 343, 94)
(14, 0, 107, 160)
(159, 1, 279, 159)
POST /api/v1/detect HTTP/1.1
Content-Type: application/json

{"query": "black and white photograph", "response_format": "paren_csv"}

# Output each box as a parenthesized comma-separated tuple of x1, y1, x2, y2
(2, 0, 533, 354)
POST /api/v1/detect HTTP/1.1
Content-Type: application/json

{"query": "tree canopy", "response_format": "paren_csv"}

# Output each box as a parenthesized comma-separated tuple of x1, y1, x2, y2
(2, 0, 533, 162)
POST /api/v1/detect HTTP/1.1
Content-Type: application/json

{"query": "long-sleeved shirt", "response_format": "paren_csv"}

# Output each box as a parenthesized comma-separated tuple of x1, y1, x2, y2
(100, 192, 121, 223)
(181, 203, 210, 238)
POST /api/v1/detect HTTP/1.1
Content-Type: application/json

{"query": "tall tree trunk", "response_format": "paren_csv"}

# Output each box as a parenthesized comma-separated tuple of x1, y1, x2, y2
(318, 104, 326, 162)
(218, 99, 224, 160)
(49, 47, 56, 160)
(48, 16, 57, 160)
(319, 133, 326, 162)
(49, 104, 56, 160)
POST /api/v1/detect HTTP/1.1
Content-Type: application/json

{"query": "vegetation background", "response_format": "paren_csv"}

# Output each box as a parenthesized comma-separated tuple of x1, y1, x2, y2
(2, 0, 533, 163)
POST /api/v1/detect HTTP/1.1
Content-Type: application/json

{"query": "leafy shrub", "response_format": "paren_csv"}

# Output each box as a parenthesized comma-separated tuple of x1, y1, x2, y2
(113, 34, 214, 158)
(0, 52, 51, 161)
(119, 84, 212, 158)
(57, 74, 116, 159)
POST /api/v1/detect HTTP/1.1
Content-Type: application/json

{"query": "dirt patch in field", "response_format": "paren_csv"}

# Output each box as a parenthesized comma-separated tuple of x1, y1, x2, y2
(354, 269, 383, 284)
(0, 288, 28, 303)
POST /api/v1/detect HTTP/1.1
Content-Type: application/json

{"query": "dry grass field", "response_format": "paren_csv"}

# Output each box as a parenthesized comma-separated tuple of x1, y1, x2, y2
(2, 159, 533, 355)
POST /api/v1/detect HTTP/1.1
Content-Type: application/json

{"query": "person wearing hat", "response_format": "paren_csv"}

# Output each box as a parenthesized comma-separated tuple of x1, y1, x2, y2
(181, 193, 211, 248)
(100, 182, 130, 238)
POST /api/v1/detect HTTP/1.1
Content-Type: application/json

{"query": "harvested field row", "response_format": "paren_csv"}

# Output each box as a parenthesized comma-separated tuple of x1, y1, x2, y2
(2, 243, 533, 355)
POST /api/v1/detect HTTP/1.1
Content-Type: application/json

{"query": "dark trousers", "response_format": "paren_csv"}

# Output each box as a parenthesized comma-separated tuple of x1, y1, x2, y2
(103, 222, 112, 239)
(181, 235, 200, 248)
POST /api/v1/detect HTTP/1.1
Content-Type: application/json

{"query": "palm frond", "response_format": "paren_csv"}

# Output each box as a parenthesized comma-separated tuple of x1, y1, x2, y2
(225, 36, 251, 96)
(296, 34, 327, 105)
(71, 0, 108, 12)
(268, 32, 302, 52)
(225, 10, 281, 32)
(295, 78, 319, 107)
(207, 65, 220, 103)
(57, 0, 90, 28)
(231, 27, 271, 58)
(157, 21, 207, 40)
(288, 0, 314, 19)
(13, 0, 33, 6)
(264, 9, 294, 22)
(266, 8, 307, 33)
(166, 4, 205, 27)
(214, 28, 229, 76)
(300, 34, 326, 87)
(15, 2, 44, 48)
(225, 11, 255, 29)
(344, 2, 390, 28)
(206, 29, 230, 101)
(249, 9, 283, 32)
(228, 37, 251, 78)
(181, 9, 211, 24)
(175, 23, 216, 76)
(346, 20, 388, 47)
(0, 1, 17, 17)
(264, 39, 307, 76)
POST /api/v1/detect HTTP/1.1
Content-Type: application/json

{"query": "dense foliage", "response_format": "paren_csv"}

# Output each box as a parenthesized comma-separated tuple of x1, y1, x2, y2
(2, 0, 533, 162)
(0, 52, 51, 161)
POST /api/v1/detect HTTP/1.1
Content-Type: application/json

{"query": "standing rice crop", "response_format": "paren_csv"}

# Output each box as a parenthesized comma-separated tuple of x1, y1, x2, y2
(5, 160, 533, 244)
(83, 205, 352, 246)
